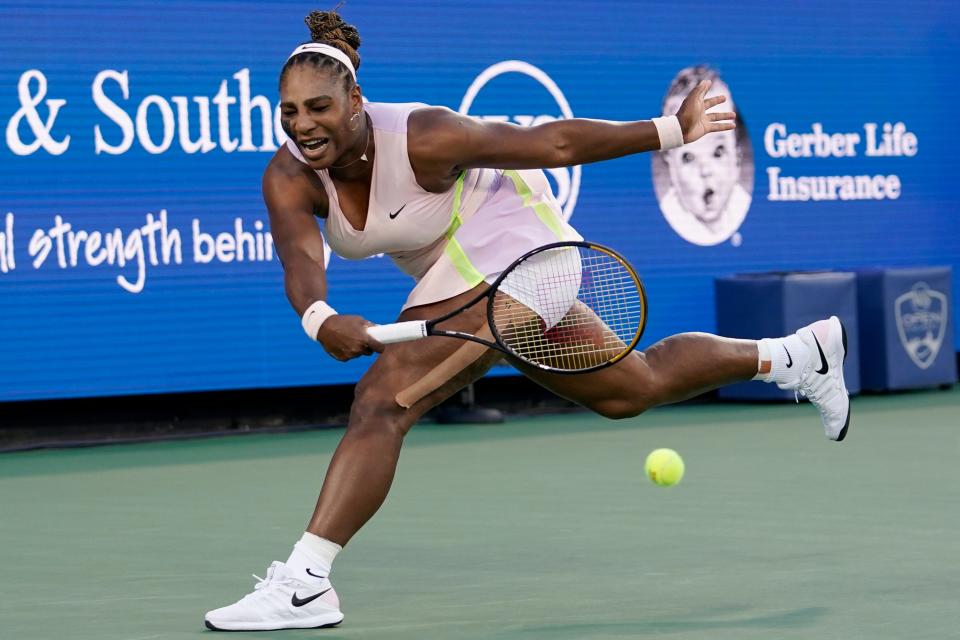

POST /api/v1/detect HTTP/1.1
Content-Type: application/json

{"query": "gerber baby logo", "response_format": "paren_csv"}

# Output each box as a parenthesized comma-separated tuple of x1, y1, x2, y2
(652, 65, 754, 247)
(458, 61, 580, 222)
(895, 282, 948, 370)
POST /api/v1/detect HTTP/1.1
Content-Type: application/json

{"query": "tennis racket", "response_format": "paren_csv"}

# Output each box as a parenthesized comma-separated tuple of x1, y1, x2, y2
(366, 241, 648, 373)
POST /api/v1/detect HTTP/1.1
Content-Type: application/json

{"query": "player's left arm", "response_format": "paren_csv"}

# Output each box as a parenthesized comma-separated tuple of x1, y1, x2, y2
(408, 80, 735, 174)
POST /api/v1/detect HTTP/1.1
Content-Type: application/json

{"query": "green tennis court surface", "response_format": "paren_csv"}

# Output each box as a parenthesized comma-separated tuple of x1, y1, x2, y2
(2, 389, 958, 640)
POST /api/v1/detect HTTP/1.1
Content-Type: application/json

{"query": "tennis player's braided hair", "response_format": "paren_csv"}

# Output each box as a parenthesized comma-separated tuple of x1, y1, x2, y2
(280, 10, 361, 92)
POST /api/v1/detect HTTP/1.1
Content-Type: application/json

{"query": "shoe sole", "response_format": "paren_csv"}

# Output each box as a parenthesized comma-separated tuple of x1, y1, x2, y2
(835, 318, 850, 442)
(205, 617, 343, 632)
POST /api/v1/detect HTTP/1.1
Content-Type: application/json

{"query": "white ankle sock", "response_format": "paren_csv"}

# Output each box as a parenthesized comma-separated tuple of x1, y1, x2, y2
(753, 333, 809, 384)
(285, 532, 341, 579)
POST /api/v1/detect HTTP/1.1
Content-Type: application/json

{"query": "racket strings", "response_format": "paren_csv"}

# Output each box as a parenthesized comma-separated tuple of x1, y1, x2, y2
(491, 246, 644, 371)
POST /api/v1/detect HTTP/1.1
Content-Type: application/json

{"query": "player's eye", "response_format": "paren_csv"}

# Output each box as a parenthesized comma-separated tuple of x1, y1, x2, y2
(714, 145, 726, 158)
(681, 152, 695, 164)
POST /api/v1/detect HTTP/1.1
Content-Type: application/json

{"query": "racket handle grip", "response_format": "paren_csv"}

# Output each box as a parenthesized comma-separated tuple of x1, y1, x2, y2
(366, 321, 428, 344)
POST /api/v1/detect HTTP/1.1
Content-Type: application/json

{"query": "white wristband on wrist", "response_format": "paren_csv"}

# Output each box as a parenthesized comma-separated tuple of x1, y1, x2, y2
(652, 115, 684, 150)
(301, 300, 338, 341)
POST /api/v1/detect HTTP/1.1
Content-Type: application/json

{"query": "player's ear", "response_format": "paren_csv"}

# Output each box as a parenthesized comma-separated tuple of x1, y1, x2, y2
(350, 85, 363, 113)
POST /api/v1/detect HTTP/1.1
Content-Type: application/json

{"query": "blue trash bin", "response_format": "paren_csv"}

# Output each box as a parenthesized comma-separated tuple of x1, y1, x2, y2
(716, 272, 861, 400)
(857, 267, 957, 391)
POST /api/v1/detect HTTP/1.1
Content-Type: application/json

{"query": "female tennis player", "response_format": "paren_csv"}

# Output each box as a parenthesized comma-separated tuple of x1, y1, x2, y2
(205, 11, 850, 631)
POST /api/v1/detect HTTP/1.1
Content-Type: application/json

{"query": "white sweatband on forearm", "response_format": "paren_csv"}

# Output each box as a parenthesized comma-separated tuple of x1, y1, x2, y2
(652, 115, 684, 150)
(301, 300, 338, 341)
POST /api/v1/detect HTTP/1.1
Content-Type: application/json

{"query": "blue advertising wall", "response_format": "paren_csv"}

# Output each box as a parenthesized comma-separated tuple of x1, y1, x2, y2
(1, 0, 958, 400)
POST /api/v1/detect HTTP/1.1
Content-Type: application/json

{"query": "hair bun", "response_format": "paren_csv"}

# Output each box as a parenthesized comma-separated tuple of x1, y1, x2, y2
(305, 10, 361, 52)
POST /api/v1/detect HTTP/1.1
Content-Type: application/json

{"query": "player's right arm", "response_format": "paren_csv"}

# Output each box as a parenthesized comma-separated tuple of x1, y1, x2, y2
(262, 152, 381, 361)
(408, 80, 733, 176)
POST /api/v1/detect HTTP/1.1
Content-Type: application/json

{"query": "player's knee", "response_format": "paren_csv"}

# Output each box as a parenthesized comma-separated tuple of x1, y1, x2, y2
(347, 385, 411, 438)
(591, 398, 648, 420)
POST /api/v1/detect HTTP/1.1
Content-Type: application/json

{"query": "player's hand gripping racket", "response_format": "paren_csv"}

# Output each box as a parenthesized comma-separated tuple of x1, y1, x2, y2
(366, 241, 648, 373)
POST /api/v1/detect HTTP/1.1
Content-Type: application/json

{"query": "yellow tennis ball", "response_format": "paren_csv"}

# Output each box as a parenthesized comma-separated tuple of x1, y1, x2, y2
(645, 448, 685, 486)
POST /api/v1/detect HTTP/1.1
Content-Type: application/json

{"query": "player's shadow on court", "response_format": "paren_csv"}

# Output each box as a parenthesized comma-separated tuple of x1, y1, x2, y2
(513, 606, 828, 637)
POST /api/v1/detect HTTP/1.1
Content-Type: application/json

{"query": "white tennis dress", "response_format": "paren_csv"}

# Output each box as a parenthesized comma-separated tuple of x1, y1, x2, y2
(285, 101, 582, 312)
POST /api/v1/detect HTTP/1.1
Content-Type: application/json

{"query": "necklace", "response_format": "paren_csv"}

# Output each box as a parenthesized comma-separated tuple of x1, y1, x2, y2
(330, 124, 370, 169)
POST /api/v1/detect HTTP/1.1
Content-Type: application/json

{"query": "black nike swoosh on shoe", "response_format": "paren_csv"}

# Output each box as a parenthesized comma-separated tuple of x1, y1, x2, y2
(784, 345, 793, 368)
(305, 568, 326, 579)
(291, 588, 331, 608)
(388, 204, 406, 219)
(812, 334, 829, 375)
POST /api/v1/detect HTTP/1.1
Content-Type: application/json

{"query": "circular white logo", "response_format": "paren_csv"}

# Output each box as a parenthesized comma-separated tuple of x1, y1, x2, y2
(459, 61, 580, 221)
(651, 66, 754, 246)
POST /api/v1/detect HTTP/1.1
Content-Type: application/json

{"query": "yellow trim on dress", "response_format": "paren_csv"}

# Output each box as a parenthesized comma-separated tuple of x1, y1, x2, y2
(443, 172, 485, 285)
(503, 170, 567, 239)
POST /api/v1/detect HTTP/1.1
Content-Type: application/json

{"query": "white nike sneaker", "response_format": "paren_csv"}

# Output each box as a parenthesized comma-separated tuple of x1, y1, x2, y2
(777, 316, 851, 441)
(204, 561, 343, 631)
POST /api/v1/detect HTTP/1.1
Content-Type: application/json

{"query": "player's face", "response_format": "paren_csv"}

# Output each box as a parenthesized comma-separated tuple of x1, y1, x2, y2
(279, 66, 362, 169)
(665, 129, 739, 224)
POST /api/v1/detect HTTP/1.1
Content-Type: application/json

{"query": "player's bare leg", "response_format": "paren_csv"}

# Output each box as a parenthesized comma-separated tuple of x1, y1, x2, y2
(205, 285, 499, 631)
(306, 286, 501, 544)
(515, 332, 759, 419)
(517, 317, 850, 440)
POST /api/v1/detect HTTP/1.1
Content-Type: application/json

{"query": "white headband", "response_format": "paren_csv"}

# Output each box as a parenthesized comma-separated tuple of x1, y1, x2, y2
(287, 43, 357, 82)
